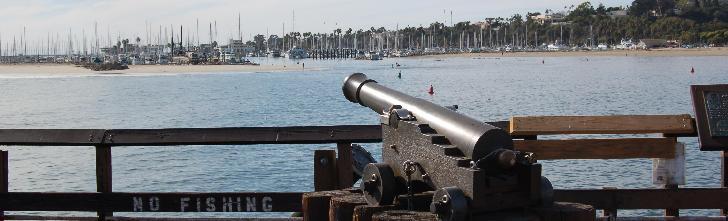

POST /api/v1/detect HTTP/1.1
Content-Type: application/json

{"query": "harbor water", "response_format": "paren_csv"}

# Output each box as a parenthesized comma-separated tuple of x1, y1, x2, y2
(1, 55, 727, 217)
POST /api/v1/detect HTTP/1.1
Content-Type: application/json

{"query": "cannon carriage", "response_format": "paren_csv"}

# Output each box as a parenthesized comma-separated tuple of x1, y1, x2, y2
(343, 73, 554, 220)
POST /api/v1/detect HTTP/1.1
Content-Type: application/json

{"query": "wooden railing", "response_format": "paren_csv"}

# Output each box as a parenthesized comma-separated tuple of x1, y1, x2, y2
(0, 126, 381, 221)
(508, 114, 727, 219)
(1, 115, 727, 220)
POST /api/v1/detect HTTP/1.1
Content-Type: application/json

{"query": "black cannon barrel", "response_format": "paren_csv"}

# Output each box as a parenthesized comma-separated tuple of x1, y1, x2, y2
(343, 73, 513, 160)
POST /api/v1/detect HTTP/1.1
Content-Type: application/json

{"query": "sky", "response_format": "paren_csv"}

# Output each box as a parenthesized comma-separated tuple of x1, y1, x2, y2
(0, 0, 632, 48)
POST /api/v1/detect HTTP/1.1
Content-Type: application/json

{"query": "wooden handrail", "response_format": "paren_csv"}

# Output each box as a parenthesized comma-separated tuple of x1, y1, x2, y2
(509, 115, 695, 136)
(0, 125, 382, 146)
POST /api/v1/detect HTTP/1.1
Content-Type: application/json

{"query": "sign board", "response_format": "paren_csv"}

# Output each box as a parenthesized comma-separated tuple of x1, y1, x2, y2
(691, 84, 728, 151)
(118, 193, 302, 212)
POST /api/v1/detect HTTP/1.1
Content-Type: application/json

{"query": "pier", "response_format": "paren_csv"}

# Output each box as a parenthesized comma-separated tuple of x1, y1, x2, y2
(309, 49, 358, 59)
(0, 115, 726, 220)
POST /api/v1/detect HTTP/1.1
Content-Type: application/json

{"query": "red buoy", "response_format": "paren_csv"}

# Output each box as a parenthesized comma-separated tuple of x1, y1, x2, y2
(428, 85, 434, 95)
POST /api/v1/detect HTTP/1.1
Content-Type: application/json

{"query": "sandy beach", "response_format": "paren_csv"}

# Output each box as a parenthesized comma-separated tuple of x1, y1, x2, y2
(418, 47, 728, 59)
(0, 63, 296, 76)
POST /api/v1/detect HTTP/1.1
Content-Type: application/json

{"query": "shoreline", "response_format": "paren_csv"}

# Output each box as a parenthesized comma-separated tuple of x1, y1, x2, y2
(0, 63, 300, 76)
(0, 47, 725, 75)
(414, 47, 728, 59)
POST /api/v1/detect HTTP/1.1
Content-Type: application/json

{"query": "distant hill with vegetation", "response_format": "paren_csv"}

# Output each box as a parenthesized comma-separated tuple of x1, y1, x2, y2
(254, 0, 728, 51)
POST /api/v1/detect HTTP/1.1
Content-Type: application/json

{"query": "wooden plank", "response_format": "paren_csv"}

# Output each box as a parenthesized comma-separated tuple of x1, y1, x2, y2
(1, 151, 7, 221)
(514, 138, 676, 160)
(96, 145, 113, 219)
(0, 129, 105, 146)
(4, 216, 302, 221)
(353, 205, 397, 221)
(596, 217, 727, 221)
(528, 202, 595, 221)
(103, 126, 382, 146)
(0, 126, 382, 146)
(509, 115, 695, 136)
(371, 211, 438, 221)
(314, 150, 338, 191)
(0, 192, 303, 212)
(337, 143, 354, 189)
(554, 188, 728, 209)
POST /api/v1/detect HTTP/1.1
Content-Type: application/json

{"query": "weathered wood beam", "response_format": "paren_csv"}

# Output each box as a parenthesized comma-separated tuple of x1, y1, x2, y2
(510, 115, 695, 136)
(0, 192, 303, 212)
(514, 138, 676, 159)
(554, 188, 728, 209)
(0, 125, 382, 146)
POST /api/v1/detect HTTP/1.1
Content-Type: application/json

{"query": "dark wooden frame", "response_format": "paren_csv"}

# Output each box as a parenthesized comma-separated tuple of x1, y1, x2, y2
(691, 84, 728, 151)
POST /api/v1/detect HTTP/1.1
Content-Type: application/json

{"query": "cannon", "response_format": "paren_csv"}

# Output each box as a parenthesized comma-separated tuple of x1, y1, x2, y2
(343, 73, 553, 221)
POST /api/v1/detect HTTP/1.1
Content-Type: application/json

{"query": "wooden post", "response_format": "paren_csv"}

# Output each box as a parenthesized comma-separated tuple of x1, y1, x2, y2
(602, 187, 617, 220)
(664, 184, 679, 217)
(302, 190, 350, 221)
(315, 150, 338, 191)
(664, 136, 679, 217)
(337, 143, 353, 189)
(95, 146, 112, 220)
(722, 150, 727, 216)
(329, 193, 367, 221)
(1, 151, 8, 221)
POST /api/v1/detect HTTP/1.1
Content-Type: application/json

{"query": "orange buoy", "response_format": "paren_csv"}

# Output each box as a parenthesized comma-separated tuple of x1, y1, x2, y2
(428, 85, 434, 95)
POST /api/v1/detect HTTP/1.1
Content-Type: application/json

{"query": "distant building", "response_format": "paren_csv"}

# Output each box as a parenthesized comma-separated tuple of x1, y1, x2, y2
(638, 39, 668, 49)
(197, 44, 216, 57)
(473, 21, 491, 29)
(608, 10, 628, 18)
(530, 12, 567, 25)
(221, 39, 254, 56)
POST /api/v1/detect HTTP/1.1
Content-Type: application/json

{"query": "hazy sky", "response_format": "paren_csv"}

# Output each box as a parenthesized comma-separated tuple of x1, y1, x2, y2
(0, 0, 632, 45)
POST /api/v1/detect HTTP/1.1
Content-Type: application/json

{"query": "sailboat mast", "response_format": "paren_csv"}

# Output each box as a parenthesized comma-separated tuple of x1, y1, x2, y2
(238, 13, 242, 42)
(196, 19, 200, 47)
(171, 24, 175, 55)
(282, 22, 285, 51)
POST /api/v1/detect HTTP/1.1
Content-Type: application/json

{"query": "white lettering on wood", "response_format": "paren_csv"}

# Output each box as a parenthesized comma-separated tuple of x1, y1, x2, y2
(149, 197, 160, 211)
(206, 197, 216, 211)
(180, 197, 190, 212)
(262, 197, 273, 212)
(196, 197, 201, 212)
(236, 197, 242, 211)
(246, 197, 257, 212)
(222, 197, 234, 212)
(133, 197, 143, 212)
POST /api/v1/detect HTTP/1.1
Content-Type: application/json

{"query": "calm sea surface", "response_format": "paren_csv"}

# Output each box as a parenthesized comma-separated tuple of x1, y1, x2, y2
(1, 55, 727, 217)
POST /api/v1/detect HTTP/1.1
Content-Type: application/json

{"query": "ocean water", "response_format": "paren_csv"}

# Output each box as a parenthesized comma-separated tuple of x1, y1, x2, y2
(0, 55, 727, 217)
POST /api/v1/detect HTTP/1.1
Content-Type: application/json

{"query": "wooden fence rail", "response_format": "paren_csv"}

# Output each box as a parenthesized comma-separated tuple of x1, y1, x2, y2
(0, 125, 381, 221)
(0, 116, 726, 220)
